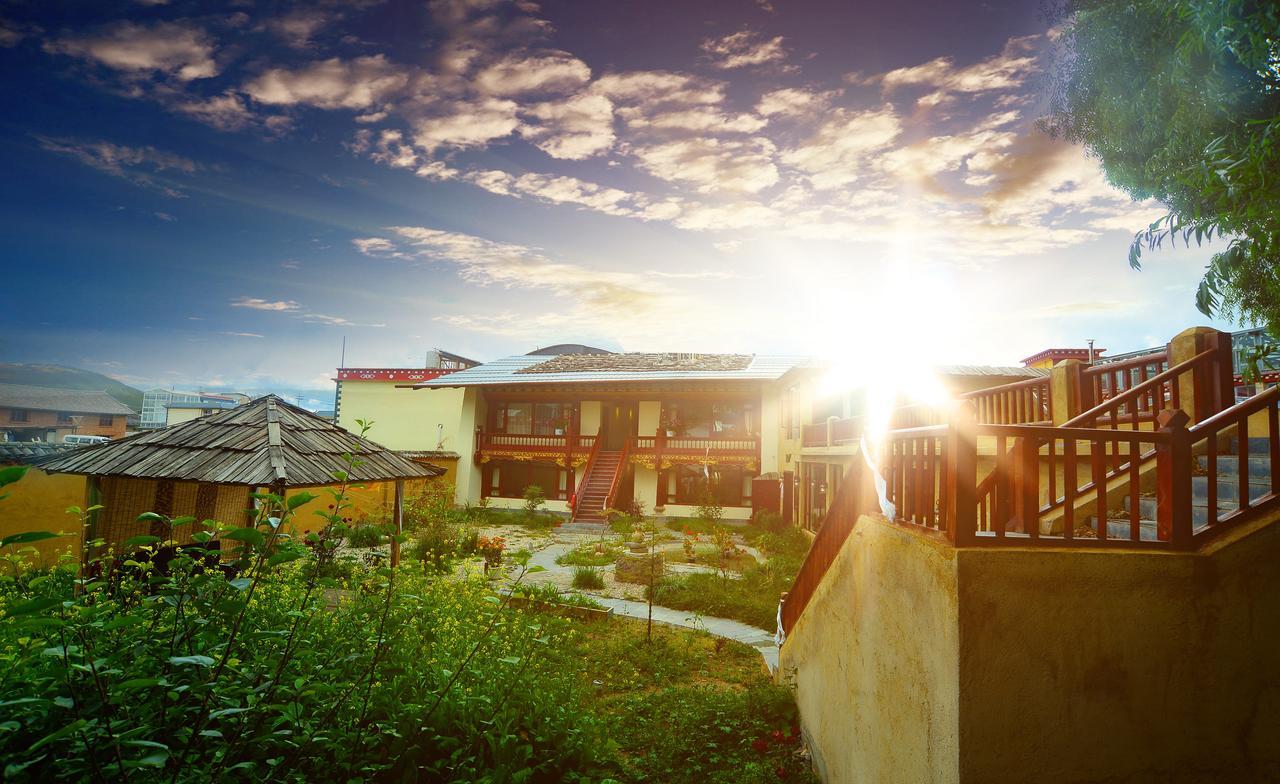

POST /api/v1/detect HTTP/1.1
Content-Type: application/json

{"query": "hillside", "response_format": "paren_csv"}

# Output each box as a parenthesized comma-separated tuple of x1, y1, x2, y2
(0, 364, 143, 412)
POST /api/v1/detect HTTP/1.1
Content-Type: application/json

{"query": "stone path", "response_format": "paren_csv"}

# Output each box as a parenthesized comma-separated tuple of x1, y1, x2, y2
(513, 532, 780, 671)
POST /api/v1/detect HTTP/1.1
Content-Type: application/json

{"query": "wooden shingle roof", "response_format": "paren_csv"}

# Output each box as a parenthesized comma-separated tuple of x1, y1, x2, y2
(0, 383, 136, 416)
(35, 395, 441, 487)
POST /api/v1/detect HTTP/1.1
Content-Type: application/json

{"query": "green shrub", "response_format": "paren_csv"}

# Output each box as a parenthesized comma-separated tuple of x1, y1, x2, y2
(572, 565, 605, 589)
(346, 522, 384, 548)
(555, 541, 620, 567)
(754, 510, 786, 533)
(522, 484, 546, 516)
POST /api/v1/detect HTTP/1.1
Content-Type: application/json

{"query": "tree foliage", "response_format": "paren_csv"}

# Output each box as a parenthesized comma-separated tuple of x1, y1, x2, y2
(1043, 0, 1280, 330)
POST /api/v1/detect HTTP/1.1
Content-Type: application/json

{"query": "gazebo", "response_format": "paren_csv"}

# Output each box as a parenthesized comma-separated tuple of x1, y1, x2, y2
(37, 395, 441, 566)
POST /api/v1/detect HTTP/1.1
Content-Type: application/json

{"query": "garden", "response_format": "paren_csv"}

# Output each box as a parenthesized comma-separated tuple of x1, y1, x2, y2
(0, 466, 816, 783)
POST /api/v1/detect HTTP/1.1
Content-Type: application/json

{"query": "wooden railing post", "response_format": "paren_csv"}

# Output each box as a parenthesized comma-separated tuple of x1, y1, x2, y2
(1169, 326, 1234, 423)
(1013, 436, 1040, 536)
(948, 401, 978, 545)
(1051, 359, 1085, 426)
(1156, 409, 1193, 548)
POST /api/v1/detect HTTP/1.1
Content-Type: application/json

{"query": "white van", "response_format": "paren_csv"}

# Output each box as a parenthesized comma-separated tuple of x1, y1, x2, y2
(63, 434, 110, 445)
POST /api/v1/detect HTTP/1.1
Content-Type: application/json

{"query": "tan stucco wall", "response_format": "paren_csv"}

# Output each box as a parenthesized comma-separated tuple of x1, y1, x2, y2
(633, 464, 657, 514)
(782, 512, 1280, 784)
(761, 384, 782, 474)
(780, 515, 961, 784)
(0, 467, 85, 566)
(165, 408, 209, 426)
(454, 388, 484, 506)
(956, 517, 1280, 784)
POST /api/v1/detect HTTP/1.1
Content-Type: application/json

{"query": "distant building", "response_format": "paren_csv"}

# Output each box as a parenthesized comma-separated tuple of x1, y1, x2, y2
(1021, 347, 1106, 369)
(164, 399, 240, 427)
(140, 389, 249, 429)
(0, 383, 135, 443)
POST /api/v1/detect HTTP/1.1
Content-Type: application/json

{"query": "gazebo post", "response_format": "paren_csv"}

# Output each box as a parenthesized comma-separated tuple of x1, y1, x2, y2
(391, 480, 404, 568)
(82, 475, 101, 572)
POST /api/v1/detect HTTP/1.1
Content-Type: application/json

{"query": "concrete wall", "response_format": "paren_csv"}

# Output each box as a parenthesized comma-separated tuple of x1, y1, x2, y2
(638, 400, 660, 437)
(780, 515, 961, 784)
(580, 400, 601, 436)
(453, 388, 484, 506)
(761, 384, 782, 474)
(781, 512, 1280, 784)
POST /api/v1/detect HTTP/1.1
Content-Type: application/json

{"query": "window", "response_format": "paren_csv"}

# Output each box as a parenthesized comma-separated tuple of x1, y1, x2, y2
(9, 409, 28, 423)
(493, 402, 570, 435)
(486, 460, 566, 499)
(99, 415, 114, 427)
(662, 402, 750, 438)
(57, 412, 74, 424)
(671, 464, 747, 506)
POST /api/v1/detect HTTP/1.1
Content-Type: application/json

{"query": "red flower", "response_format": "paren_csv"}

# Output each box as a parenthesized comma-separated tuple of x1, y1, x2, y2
(752, 738, 769, 754)
(771, 729, 786, 744)
(776, 767, 788, 779)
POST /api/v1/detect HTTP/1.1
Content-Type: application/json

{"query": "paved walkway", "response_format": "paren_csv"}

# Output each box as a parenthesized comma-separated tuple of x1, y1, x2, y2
(517, 535, 780, 671)
(591, 595, 779, 672)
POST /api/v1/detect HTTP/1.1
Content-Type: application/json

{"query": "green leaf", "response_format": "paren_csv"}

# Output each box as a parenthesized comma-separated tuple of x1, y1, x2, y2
(228, 577, 252, 591)
(123, 535, 163, 548)
(118, 678, 164, 690)
(223, 527, 265, 547)
(136, 512, 165, 523)
(209, 707, 250, 719)
(0, 531, 62, 549)
(0, 465, 28, 489)
(267, 549, 305, 567)
(287, 492, 318, 510)
(526, 565, 546, 573)
(29, 719, 86, 752)
(167, 655, 215, 668)
(5, 596, 63, 617)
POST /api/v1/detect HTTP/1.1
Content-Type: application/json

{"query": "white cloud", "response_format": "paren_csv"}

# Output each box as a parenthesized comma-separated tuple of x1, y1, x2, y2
(780, 107, 901, 189)
(244, 55, 409, 110)
(412, 97, 520, 150)
(264, 9, 335, 49)
(45, 21, 219, 81)
(755, 87, 837, 117)
(632, 137, 779, 193)
(520, 92, 615, 159)
(36, 135, 199, 196)
(593, 71, 725, 108)
(621, 105, 767, 134)
(170, 91, 256, 131)
(701, 29, 787, 69)
(231, 297, 299, 311)
(475, 51, 591, 96)
(873, 34, 1042, 106)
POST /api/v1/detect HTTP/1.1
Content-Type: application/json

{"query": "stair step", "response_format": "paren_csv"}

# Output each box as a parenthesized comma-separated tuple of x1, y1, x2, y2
(1195, 455, 1273, 479)
(1191, 476, 1271, 504)
(1225, 436, 1271, 456)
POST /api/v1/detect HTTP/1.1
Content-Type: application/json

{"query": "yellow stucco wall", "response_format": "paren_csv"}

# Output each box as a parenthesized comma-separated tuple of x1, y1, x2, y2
(337, 382, 468, 452)
(165, 408, 209, 426)
(779, 514, 961, 784)
(637, 400, 660, 437)
(0, 468, 85, 566)
(283, 474, 453, 533)
(579, 401, 601, 436)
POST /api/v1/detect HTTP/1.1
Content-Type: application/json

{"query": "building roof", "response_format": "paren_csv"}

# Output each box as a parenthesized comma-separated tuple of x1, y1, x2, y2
(526, 343, 613, 356)
(936, 365, 1050, 378)
(0, 441, 81, 465)
(1020, 348, 1106, 366)
(0, 383, 136, 416)
(416, 353, 810, 387)
(36, 395, 442, 487)
(434, 348, 482, 366)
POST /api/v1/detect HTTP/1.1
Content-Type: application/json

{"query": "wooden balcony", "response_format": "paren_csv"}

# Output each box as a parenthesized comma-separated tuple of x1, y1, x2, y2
(633, 433, 760, 459)
(474, 432, 596, 465)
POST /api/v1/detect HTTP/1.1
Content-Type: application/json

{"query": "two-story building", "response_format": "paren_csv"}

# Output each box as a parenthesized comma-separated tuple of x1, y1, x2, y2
(0, 383, 135, 443)
(415, 350, 812, 522)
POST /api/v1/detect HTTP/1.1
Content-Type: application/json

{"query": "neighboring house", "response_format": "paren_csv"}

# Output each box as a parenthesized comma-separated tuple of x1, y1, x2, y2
(414, 350, 813, 521)
(140, 389, 249, 429)
(332, 349, 481, 485)
(163, 399, 240, 427)
(0, 383, 135, 443)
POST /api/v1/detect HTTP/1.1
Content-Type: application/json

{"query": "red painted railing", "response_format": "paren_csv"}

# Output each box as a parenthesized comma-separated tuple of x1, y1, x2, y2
(1067, 351, 1214, 429)
(633, 434, 759, 457)
(605, 438, 631, 512)
(572, 432, 603, 512)
(959, 375, 1052, 425)
(1085, 351, 1168, 408)
(800, 422, 828, 448)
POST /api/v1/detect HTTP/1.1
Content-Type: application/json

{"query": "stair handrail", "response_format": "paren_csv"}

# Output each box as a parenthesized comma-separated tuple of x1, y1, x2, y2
(1185, 385, 1280, 542)
(573, 433, 602, 513)
(605, 438, 631, 512)
(780, 456, 871, 635)
(1065, 349, 1215, 428)
(959, 374, 1053, 424)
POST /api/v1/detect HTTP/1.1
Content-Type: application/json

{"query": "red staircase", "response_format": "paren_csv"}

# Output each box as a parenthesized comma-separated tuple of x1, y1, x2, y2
(572, 449, 624, 523)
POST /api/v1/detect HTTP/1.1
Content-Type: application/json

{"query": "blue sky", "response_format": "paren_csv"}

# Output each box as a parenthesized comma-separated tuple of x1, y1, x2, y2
(0, 0, 1234, 404)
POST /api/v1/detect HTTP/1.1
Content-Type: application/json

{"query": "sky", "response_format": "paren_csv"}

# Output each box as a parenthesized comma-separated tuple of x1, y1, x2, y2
(0, 0, 1237, 405)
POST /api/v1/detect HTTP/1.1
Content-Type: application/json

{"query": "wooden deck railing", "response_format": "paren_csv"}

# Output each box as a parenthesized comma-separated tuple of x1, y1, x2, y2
(633, 434, 759, 456)
(605, 438, 631, 511)
(959, 375, 1052, 425)
(1066, 350, 1213, 429)
(1186, 385, 1280, 544)
(1085, 350, 1168, 409)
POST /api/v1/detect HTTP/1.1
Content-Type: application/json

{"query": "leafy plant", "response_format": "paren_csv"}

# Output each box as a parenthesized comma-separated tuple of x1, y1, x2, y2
(572, 565, 605, 590)
(346, 522, 384, 548)
(522, 484, 546, 517)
